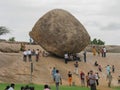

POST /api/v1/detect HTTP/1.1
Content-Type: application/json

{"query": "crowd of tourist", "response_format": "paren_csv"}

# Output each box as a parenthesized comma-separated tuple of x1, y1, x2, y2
(6, 44, 117, 90)
(23, 49, 49, 62)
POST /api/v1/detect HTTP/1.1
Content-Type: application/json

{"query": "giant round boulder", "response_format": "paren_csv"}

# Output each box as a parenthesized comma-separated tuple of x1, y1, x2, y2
(29, 9, 90, 57)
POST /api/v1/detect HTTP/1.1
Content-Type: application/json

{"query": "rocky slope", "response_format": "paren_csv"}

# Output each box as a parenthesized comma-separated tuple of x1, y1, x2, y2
(0, 43, 120, 88)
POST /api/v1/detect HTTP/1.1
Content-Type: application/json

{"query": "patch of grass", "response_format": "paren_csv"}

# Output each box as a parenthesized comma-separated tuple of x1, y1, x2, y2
(0, 83, 89, 90)
(113, 87, 120, 90)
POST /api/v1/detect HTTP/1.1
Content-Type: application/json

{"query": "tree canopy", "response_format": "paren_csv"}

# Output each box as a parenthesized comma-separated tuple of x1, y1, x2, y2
(91, 38, 105, 45)
(0, 26, 10, 36)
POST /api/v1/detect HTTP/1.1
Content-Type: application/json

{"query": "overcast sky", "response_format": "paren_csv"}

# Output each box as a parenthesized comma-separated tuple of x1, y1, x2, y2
(0, 0, 120, 45)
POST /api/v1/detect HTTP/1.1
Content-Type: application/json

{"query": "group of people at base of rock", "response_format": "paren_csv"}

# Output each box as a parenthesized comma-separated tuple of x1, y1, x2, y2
(23, 49, 49, 62)
(64, 53, 81, 64)
(92, 46, 107, 57)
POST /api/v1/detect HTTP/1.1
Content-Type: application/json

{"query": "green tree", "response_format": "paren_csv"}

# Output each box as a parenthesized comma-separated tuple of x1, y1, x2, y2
(8, 37, 15, 42)
(97, 39, 105, 45)
(92, 38, 97, 44)
(91, 38, 105, 45)
(0, 26, 10, 36)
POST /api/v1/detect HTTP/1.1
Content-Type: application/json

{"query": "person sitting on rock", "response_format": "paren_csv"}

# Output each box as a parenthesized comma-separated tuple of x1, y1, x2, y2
(94, 61, 98, 66)
(98, 65, 102, 72)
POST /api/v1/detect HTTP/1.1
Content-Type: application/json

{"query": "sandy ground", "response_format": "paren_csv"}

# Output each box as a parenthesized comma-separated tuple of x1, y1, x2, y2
(0, 44, 120, 90)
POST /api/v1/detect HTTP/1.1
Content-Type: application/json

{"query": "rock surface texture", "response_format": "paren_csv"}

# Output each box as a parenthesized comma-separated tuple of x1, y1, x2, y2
(30, 9, 90, 57)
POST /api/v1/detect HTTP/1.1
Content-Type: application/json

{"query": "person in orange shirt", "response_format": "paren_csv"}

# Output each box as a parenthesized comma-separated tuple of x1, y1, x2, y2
(68, 71, 72, 86)
(92, 46, 96, 56)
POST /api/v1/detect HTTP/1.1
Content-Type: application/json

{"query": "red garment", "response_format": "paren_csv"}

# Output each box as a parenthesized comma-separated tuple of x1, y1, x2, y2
(80, 72, 85, 80)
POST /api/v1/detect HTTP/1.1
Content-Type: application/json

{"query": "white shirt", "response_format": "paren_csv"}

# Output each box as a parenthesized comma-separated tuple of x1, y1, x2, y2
(27, 50, 32, 55)
(64, 54, 68, 59)
(103, 48, 106, 52)
(23, 51, 27, 55)
(8, 87, 14, 90)
(95, 73, 99, 80)
(35, 50, 39, 55)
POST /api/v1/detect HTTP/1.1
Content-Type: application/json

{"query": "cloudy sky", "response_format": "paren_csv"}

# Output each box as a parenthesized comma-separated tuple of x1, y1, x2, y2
(0, 0, 120, 45)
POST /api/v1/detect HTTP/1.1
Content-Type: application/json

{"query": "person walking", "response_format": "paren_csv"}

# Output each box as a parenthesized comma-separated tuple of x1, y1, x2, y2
(106, 72, 112, 87)
(95, 72, 100, 86)
(52, 67, 56, 82)
(68, 71, 72, 86)
(106, 65, 111, 77)
(54, 70, 62, 90)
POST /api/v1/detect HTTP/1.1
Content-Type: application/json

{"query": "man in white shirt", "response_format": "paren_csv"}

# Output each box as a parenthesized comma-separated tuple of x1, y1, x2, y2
(54, 70, 62, 90)
(64, 53, 68, 64)
(103, 47, 106, 57)
(23, 50, 27, 62)
(27, 49, 32, 61)
(35, 49, 39, 62)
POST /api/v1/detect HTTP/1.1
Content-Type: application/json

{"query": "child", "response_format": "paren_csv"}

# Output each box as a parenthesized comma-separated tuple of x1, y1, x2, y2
(44, 84, 50, 90)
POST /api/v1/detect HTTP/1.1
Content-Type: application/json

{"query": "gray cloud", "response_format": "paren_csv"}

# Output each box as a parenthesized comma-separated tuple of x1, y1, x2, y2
(101, 23, 120, 30)
(0, 0, 120, 45)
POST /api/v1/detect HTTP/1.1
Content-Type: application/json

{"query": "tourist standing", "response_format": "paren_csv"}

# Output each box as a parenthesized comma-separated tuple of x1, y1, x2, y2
(106, 72, 112, 87)
(74, 61, 79, 75)
(86, 72, 90, 87)
(64, 53, 69, 64)
(95, 72, 100, 86)
(35, 49, 40, 62)
(103, 47, 107, 57)
(83, 50, 87, 62)
(80, 71, 85, 86)
(54, 70, 62, 90)
(112, 65, 115, 73)
(92, 46, 96, 56)
(106, 65, 111, 76)
(101, 48, 104, 57)
(23, 50, 27, 62)
(89, 70, 96, 90)
(97, 48, 100, 56)
(27, 49, 32, 62)
(68, 71, 72, 86)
